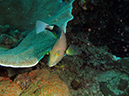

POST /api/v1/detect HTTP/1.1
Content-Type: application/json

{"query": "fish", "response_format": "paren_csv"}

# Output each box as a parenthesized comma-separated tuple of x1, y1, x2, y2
(36, 20, 81, 67)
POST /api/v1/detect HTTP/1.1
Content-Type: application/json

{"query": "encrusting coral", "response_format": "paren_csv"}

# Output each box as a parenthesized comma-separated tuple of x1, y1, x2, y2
(0, 68, 70, 96)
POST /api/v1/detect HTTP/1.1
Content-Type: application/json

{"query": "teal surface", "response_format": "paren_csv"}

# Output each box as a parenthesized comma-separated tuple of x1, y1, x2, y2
(0, 0, 74, 67)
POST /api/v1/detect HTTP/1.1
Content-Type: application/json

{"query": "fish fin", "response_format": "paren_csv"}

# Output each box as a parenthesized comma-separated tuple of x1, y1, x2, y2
(64, 54, 66, 57)
(36, 20, 48, 34)
(46, 51, 50, 55)
(66, 45, 82, 55)
(53, 32, 58, 38)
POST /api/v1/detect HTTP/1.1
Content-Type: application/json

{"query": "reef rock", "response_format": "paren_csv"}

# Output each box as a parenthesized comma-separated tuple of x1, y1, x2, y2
(0, 68, 70, 96)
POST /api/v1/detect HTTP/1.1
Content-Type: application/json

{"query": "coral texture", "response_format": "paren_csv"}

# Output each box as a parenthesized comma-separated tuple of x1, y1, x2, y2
(0, 0, 74, 67)
(0, 68, 70, 96)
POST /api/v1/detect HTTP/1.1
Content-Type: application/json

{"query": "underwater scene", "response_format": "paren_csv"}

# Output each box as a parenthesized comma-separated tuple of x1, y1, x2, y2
(0, 0, 129, 96)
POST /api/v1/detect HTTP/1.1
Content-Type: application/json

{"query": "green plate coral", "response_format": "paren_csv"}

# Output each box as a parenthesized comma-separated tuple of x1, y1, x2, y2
(0, 0, 74, 67)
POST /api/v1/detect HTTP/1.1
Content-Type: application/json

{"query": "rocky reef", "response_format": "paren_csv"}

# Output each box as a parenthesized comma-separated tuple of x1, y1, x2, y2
(0, 0, 129, 96)
(0, 68, 70, 96)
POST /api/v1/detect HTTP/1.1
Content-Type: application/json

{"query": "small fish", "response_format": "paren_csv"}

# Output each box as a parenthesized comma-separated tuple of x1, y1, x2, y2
(36, 20, 81, 67)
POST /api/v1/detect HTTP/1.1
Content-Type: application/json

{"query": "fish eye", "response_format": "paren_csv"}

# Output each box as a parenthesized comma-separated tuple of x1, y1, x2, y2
(54, 50, 60, 58)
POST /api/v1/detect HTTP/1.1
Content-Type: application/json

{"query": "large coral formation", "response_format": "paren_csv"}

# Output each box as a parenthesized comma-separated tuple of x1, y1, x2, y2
(21, 69, 70, 96)
(0, 0, 74, 67)
(0, 25, 28, 50)
(0, 68, 70, 96)
(0, 0, 74, 31)
(0, 78, 22, 96)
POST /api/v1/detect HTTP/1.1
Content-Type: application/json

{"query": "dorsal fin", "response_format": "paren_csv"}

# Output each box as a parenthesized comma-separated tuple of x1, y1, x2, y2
(36, 20, 48, 34)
